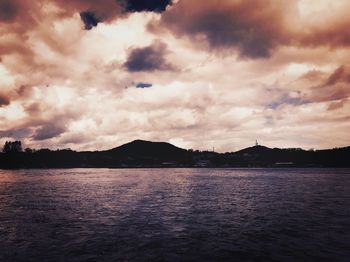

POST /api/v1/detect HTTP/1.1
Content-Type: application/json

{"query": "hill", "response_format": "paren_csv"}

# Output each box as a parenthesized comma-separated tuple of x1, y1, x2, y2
(106, 139, 188, 159)
(236, 145, 274, 154)
(0, 140, 349, 168)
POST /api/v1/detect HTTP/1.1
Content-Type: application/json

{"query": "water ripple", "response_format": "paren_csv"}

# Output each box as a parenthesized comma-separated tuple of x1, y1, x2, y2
(0, 168, 349, 261)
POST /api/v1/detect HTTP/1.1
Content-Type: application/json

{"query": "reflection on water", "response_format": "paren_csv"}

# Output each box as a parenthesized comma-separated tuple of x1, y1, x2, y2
(0, 168, 349, 261)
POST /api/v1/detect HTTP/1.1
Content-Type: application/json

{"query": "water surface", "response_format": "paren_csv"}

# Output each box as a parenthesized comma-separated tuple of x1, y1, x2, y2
(0, 168, 349, 261)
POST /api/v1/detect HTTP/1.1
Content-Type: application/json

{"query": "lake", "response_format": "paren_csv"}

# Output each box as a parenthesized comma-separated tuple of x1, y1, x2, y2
(0, 168, 349, 261)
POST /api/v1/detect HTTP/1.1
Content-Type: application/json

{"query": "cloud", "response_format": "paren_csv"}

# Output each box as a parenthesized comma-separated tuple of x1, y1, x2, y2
(0, 94, 10, 107)
(32, 124, 66, 141)
(304, 66, 350, 103)
(0, 0, 170, 33)
(300, 69, 326, 82)
(327, 99, 347, 111)
(298, 12, 350, 49)
(0, 128, 32, 139)
(267, 92, 306, 109)
(323, 66, 350, 86)
(136, 82, 153, 88)
(80, 11, 101, 30)
(155, 0, 294, 58)
(59, 133, 90, 144)
(0, 0, 121, 33)
(323, 66, 344, 86)
(151, 0, 350, 59)
(119, 0, 172, 13)
(123, 41, 174, 72)
(0, 0, 18, 22)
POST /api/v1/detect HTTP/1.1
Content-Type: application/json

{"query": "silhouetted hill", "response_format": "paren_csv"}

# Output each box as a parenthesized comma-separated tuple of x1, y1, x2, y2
(232, 145, 350, 167)
(236, 145, 273, 154)
(106, 140, 188, 159)
(0, 139, 349, 168)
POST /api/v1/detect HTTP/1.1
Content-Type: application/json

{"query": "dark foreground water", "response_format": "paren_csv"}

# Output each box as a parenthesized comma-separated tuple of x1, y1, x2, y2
(0, 169, 349, 262)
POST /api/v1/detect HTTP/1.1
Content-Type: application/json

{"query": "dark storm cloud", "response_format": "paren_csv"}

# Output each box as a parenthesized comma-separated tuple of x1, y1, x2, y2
(0, 94, 10, 107)
(0, 0, 172, 32)
(0, 0, 121, 30)
(80, 11, 101, 30)
(136, 82, 153, 88)
(32, 124, 66, 141)
(67, 0, 172, 30)
(153, 0, 350, 59)
(124, 41, 173, 72)
(119, 0, 172, 13)
(157, 0, 291, 58)
(3, 0, 350, 55)
(0, 0, 44, 28)
(0, 128, 32, 139)
(179, 11, 274, 58)
(0, 0, 18, 22)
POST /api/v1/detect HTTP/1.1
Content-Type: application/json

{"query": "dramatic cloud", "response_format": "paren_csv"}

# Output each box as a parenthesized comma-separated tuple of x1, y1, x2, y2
(273, 65, 350, 107)
(0, 0, 121, 34)
(136, 82, 153, 88)
(156, 0, 294, 58)
(1, 0, 350, 151)
(297, 6, 350, 49)
(0, 94, 10, 107)
(323, 66, 350, 86)
(154, 0, 350, 59)
(123, 41, 174, 72)
(267, 92, 306, 109)
(0, 128, 31, 139)
(0, 0, 17, 22)
(80, 11, 101, 30)
(119, 0, 172, 13)
(0, 0, 170, 33)
(308, 66, 350, 102)
(32, 124, 66, 141)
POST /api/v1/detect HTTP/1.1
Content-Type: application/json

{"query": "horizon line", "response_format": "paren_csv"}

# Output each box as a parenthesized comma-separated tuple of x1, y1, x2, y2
(2, 139, 349, 154)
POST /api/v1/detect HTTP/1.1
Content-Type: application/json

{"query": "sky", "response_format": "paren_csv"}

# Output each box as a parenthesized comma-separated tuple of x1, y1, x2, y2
(1, 0, 350, 152)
